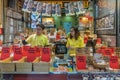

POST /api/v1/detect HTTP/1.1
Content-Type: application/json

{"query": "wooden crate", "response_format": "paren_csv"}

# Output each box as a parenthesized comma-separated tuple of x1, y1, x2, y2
(33, 62, 50, 72)
(93, 61, 108, 69)
(0, 63, 15, 72)
(16, 63, 32, 72)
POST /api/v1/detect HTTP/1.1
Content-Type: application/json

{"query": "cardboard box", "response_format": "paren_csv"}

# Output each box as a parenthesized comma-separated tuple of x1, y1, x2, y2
(0, 63, 15, 72)
(16, 63, 32, 72)
(33, 62, 50, 72)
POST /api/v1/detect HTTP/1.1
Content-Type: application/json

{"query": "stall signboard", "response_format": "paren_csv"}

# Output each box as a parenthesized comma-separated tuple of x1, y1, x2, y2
(1, 47, 10, 60)
(76, 56, 86, 70)
(13, 47, 23, 61)
(22, 0, 85, 16)
(41, 48, 51, 62)
(110, 56, 119, 69)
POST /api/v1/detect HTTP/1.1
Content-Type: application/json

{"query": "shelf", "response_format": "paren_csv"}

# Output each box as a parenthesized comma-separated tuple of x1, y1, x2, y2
(0, 72, 49, 74)
(0, 72, 120, 75)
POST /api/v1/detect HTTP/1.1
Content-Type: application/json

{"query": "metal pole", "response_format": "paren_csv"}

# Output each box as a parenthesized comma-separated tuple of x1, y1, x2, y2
(2, 0, 5, 44)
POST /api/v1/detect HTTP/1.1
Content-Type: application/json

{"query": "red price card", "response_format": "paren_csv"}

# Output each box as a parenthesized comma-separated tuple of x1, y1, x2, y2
(110, 56, 119, 69)
(13, 47, 23, 61)
(1, 47, 10, 60)
(41, 48, 51, 62)
(76, 56, 86, 70)
(27, 47, 36, 62)
(104, 49, 113, 56)
(22, 45, 30, 56)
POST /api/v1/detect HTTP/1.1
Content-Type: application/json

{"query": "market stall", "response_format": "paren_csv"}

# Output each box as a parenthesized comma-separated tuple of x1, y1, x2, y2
(1, 0, 120, 80)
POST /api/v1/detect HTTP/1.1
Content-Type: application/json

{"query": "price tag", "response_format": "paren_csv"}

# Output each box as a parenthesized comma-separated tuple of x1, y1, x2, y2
(110, 56, 119, 69)
(27, 47, 36, 62)
(1, 47, 10, 60)
(41, 48, 51, 62)
(13, 47, 22, 61)
(76, 56, 86, 70)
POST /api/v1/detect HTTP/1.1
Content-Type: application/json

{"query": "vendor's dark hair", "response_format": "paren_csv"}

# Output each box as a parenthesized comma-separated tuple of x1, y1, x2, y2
(70, 27, 80, 40)
(36, 23, 45, 30)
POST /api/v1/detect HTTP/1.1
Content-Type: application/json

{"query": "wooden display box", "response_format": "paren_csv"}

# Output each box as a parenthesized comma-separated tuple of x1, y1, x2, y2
(0, 63, 15, 72)
(15, 63, 32, 72)
(33, 62, 50, 72)
(93, 61, 108, 69)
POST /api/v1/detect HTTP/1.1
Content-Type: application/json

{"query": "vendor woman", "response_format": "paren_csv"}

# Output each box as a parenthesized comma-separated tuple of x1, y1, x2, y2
(66, 27, 85, 56)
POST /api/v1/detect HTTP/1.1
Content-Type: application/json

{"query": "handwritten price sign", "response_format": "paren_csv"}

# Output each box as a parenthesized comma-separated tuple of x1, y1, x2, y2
(1, 47, 10, 60)
(76, 56, 86, 70)
(41, 48, 51, 62)
(110, 56, 119, 69)
(27, 47, 36, 62)
(13, 47, 22, 61)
